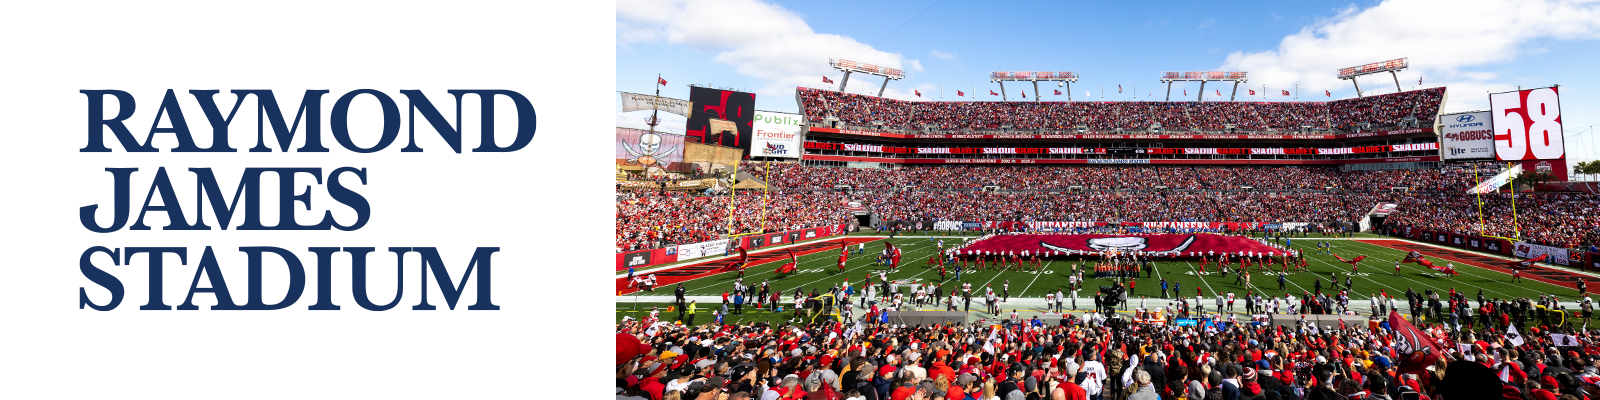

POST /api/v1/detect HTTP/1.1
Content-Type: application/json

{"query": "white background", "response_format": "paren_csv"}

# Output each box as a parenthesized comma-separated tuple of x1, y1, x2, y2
(0, 1, 612, 397)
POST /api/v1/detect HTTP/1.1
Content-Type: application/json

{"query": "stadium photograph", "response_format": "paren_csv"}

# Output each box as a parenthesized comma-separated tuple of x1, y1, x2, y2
(614, 1, 1600, 400)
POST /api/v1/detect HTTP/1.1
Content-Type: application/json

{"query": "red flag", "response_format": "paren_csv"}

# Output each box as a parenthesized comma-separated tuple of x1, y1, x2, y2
(1216, 90, 1221, 96)
(1508, 254, 1549, 270)
(1389, 310, 1444, 375)
(1021, 90, 1026, 98)
(1183, 89, 1187, 96)
(1332, 253, 1366, 265)
(1249, 90, 1256, 95)
(778, 249, 798, 274)
(914, 89, 921, 97)
(822, 76, 834, 84)
(1325, 90, 1331, 97)
(957, 90, 965, 97)
(885, 242, 902, 268)
(722, 247, 750, 271)
(1282, 90, 1290, 96)
(990, 90, 998, 96)
(1418, 76, 1423, 85)
(1054, 90, 1061, 95)
(658, 77, 667, 86)
(1118, 85, 1122, 93)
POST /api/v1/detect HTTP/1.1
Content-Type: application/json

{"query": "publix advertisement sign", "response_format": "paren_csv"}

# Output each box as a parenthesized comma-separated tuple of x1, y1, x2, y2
(753, 110, 804, 159)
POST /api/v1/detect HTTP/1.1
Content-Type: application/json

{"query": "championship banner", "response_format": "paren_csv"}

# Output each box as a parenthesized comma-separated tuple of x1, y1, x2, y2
(619, 92, 692, 117)
(1467, 164, 1522, 194)
(1514, 241, 1571, 266)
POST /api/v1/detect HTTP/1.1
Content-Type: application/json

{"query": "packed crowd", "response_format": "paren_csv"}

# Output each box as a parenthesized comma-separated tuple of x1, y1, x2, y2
(617, 190, 853, 253)
(618, 293, 1600, 400)
(1328, 89, 1447, 132)
(619, 165, 1598, 252)
(797, 88, 1445, 133)
(767, 165, 1459, 192)
(1384, 192, 1600, 249)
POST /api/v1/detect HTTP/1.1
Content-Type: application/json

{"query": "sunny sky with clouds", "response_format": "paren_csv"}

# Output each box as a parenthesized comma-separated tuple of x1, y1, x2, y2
(617, 0, 1600, 164)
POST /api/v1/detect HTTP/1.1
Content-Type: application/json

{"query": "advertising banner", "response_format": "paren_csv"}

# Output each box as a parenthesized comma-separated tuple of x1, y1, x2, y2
(616, 247, 678, 271)
(1449, 234, 1466, 247)
(1514, 241, 1571, 266)
(619, 92, 693, 117)
(752, 111, 803, 159)
(1466, 236, 1483, 250)
(1589, 252, 1599, 271)
(1485, 238, 1508, 255)
(934, 221, 966, 231)
(1439, 111, 1494, 160)
(676, 242, 704, 260)
(685, 86, 757, 151)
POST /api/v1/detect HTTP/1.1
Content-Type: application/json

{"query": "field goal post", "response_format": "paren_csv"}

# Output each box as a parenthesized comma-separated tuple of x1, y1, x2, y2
(723, 158, 776, 238)
(1471, 162, 1522, 242)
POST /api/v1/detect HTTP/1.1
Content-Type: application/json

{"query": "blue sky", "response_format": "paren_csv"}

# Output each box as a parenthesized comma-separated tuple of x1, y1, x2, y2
(618, 0, 1600, 165)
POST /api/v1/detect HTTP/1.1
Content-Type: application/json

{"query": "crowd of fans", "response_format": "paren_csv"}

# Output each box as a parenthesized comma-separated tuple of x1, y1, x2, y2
(797, 88, 1445, 133)
(617, 190, 853, 253)
(618, 294, 1600, 400)
(618, 164, 1598, 252)
(1384, 192, 1600, 249)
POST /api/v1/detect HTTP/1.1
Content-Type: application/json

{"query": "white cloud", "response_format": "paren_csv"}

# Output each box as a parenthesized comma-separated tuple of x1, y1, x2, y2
(930, 49, 957, 60)
(618, 0, 917, 100)
(1222, 0, 1600, 112)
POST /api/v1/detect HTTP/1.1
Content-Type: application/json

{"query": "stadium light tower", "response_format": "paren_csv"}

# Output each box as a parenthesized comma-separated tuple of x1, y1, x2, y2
(830, 58, 905, 97)
(989, 71, 1079, 101)
(1159, 71, 1247, 102)
(1337, 58, 1408, 97)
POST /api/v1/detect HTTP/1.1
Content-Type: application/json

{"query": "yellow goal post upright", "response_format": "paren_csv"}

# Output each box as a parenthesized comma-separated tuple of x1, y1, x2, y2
(1472, 161, 1523, 242)
(724, 159, 776, 239)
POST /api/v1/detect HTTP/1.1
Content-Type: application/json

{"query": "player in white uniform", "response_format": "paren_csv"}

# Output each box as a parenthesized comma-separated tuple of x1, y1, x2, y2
(1045, 292, 1056, 314)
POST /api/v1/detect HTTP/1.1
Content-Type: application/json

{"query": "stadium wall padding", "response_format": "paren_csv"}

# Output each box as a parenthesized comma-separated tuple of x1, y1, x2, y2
(616, 223, 850, 271)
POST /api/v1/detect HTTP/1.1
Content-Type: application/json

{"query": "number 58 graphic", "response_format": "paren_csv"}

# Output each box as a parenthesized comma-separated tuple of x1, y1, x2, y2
(1491, 87, 1564, 161)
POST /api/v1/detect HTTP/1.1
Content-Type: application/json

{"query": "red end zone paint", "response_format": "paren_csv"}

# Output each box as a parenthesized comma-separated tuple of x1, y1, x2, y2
(617, 237, 882, 295)
(1359, 239, 1590, 290)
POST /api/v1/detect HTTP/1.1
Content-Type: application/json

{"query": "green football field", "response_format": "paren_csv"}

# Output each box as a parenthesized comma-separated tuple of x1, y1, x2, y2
(616, 233, 1588, 321)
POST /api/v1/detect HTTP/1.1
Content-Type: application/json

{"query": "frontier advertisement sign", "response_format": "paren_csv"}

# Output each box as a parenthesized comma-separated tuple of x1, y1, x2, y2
(752, 111, 803, 158)
(1439, 111, 1494, 160)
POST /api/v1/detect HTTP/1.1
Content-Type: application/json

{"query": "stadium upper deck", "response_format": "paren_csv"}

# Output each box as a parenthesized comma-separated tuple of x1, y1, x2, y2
(798, 86, 1445, 135)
